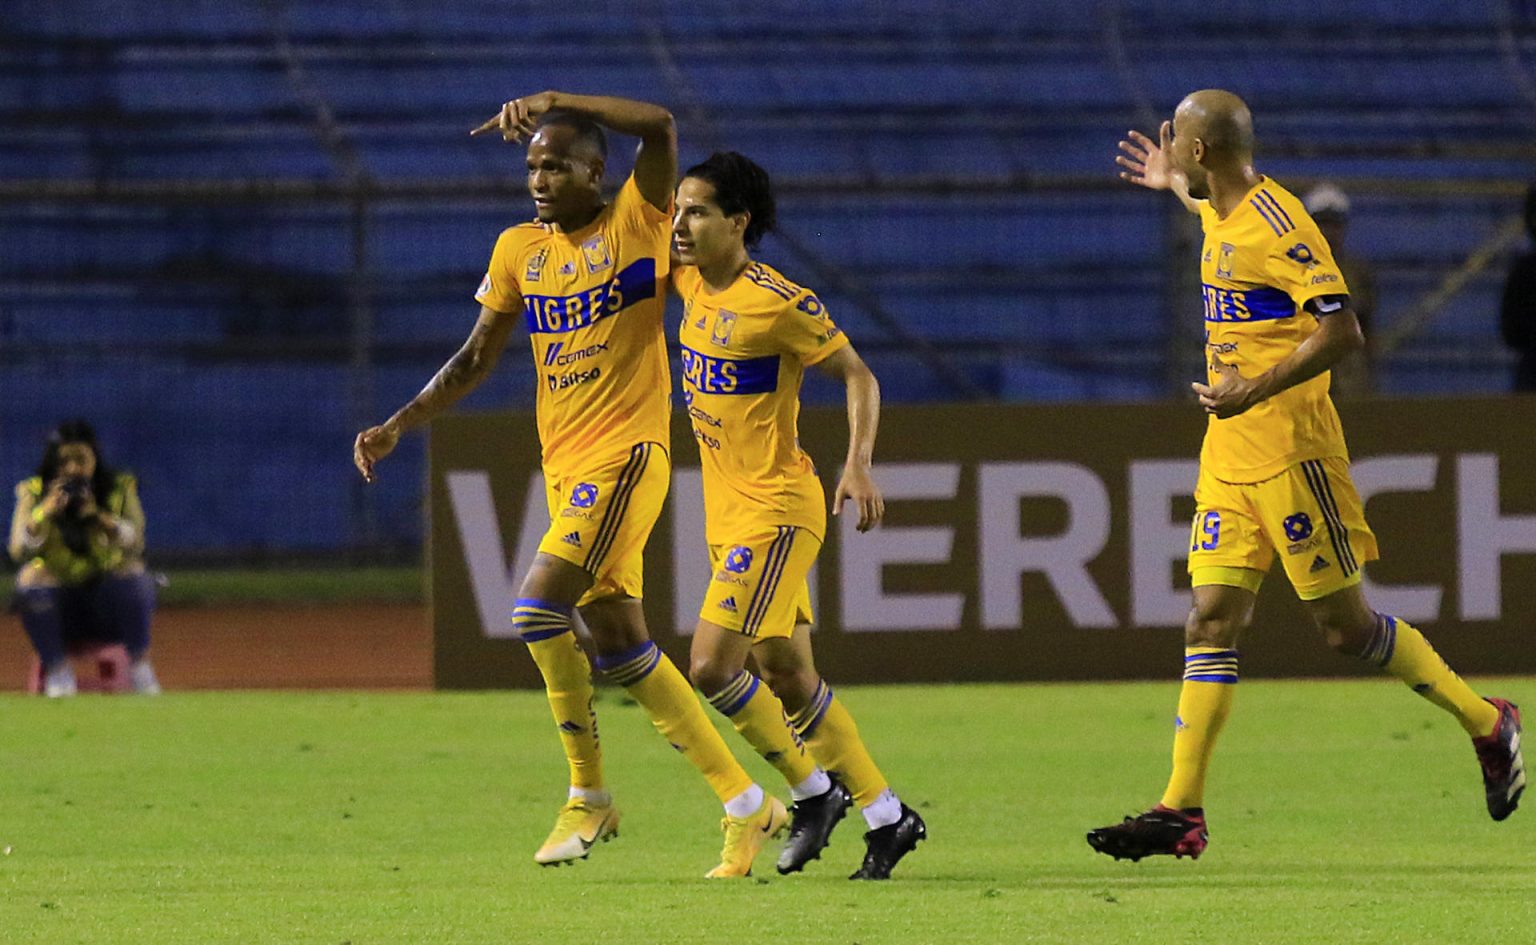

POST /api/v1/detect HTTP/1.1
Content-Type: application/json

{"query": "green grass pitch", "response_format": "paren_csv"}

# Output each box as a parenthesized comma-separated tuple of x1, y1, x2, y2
(4, 679, 1533, 944)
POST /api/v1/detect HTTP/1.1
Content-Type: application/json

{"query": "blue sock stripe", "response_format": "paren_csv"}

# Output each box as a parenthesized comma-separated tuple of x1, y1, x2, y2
(792, 681, 834, 738)
(1184, 649, 1239, 662)
(708, 672, 761, 717)
(597, 641, 662, 686)
(1362, 613, 1398, 667)
(594, 640, 656, 672)
(511, 602, 572, 643)
(514, 597, 573, 615)
(1185, 673, 1240, 683)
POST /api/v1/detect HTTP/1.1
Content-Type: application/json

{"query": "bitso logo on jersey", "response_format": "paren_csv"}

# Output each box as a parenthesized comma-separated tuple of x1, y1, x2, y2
(571, 483, 599, 509)
(723, 546, 754, 574)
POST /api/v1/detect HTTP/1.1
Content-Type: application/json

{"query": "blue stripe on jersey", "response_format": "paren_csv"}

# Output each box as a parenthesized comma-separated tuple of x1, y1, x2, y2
(1255, 190, 1295, 232)
(1202, 284, 1296, 322)
(680, 345, 780, 395)
(1249, 197, 1287, 237)
(521, 258, 657, 334)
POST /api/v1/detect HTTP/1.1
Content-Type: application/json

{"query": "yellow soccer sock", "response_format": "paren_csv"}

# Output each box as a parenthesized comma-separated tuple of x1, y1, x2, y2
(1363, 614, 1499, 737)
(789, 679, 889, 807)
(1160, 647, 1238, 811)
(516, 599, 603, 791)
(705, 671, 819, 789)
(596, 641, 754, 803)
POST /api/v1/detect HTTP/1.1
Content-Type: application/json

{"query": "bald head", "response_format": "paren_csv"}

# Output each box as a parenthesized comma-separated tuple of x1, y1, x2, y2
(1175, 89, 1254, 159)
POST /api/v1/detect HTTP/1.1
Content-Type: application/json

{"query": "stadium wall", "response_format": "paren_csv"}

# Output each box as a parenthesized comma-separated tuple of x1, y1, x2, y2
(430, 397, 1536, 688)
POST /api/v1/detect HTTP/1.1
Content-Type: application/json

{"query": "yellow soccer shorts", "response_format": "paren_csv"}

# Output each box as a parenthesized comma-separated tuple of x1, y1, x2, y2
(700, 525, 820, 639)
(1188, 455, 1380, 601)
(538, 442, 669, 605)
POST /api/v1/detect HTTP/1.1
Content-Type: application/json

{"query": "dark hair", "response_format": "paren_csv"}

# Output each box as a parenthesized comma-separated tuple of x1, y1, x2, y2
(684, 151, 776, 248)
(535, 110, 608, 161)
(38, 420, 117, 556)
(1526, 182, 1536, 240)
(38, 419, 115, 503)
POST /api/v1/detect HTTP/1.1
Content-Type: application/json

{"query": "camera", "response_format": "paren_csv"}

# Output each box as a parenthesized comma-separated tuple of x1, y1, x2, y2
(59, 476, 91, 515)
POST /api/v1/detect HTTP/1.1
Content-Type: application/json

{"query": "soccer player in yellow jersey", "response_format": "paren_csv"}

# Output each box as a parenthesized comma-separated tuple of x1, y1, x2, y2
(671, 152, 926, 880)
(353, 91, 771, 875)
(1087, 90, 1525, 862)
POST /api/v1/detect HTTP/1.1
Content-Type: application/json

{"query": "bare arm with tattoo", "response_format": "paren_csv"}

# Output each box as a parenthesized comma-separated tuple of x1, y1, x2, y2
(353, 305, 519, 482)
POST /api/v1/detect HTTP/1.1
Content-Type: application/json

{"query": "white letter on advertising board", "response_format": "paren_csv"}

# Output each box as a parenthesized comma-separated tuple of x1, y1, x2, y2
(840, 463, 963, 632)
(1458, 454, 1536, 621)
(1353, 454, 1442, 622)
(1129, 460, 1199, 627)
(672, 468, 708, 636)
(446, 469, 548, 639)
(979, 462, 1116, 629)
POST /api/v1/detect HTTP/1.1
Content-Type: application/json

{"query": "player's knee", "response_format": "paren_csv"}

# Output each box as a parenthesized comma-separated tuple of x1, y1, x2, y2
(1314, 613, 1374, 656)
(759, 662, 819, 709)
(1184, 608, 1244, 648)
(688, 651, 737, 697)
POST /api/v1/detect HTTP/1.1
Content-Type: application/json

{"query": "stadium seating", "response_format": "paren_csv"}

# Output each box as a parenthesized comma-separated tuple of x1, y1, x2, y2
(1, 0, 1528, 554)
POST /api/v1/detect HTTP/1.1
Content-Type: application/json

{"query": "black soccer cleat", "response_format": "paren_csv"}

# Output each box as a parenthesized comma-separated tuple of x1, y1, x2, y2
(777, 780, 853, 874)
(849, 804, 926, 880)
(1474, 698, 1525, 822)
(1086, 806, 1208, 862)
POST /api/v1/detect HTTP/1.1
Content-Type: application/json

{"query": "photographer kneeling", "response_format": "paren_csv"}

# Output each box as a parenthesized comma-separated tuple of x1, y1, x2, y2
(7, 421, 159, 696)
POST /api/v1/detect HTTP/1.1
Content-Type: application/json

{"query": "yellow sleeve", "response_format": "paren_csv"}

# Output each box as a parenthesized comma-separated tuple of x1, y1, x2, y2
(474, 228, 527, 314)
(612, 174, 673, 278)
(613, 172, 672, 229)
(8, 480, 38, 563)
(775, 289, 851, 365)
(1263, 217, 1350, 311)
(114, 473, 146, 556)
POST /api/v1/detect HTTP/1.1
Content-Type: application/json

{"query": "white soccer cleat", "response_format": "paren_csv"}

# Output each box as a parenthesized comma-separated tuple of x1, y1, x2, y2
(129, 659, 162, 695)
(43, 663, 77, 698)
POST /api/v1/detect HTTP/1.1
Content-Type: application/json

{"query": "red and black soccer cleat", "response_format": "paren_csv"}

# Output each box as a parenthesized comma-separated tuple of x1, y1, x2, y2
(1086, 805, 1208, 862)
(1474, 698, 1525, 822)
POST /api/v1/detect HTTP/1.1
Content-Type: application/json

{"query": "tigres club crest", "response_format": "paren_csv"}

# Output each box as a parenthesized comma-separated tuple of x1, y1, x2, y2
(581, 235, 612, 273)
(525, 247, 549, 282)
(711, 309, 737, 347)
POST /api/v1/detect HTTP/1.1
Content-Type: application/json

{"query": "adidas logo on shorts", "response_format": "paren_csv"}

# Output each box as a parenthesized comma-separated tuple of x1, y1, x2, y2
(561, 531, 582, 547)
(1310, 554, 1331, 573)
(718, 596, 738, 613)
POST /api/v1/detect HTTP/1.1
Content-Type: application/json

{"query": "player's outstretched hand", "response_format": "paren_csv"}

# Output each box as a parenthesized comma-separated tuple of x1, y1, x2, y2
(471, 91, 558, 143)
(834, 466, 885, 533)
(1116, 120, 1175, 191)
(353, 423, 400, 483)
(1191, 358, 1260, 419)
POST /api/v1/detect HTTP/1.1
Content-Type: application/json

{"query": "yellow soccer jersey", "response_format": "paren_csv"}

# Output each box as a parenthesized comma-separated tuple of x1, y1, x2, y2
(675, 261, 851, 544)
(474, 174, 672, 480)
(1197, 178, 1352, 483)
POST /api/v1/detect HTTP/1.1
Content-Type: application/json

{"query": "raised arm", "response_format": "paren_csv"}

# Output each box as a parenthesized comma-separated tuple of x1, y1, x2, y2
(1194, 302, 1365, 419)
(815, 344, 884, 532)
(1117, 121, 1203, 215)
(473, 91, 677, 213)
(353, 305, 519, 482)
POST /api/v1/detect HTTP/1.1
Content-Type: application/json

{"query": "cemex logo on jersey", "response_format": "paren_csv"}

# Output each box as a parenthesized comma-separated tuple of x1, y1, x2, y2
(571, 483, 599, 509)
(724, 546, 754, 574)
(544, 341, 609, 367)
